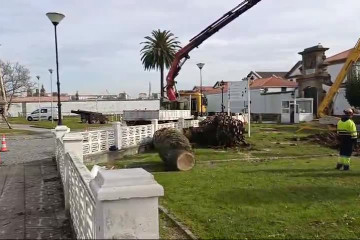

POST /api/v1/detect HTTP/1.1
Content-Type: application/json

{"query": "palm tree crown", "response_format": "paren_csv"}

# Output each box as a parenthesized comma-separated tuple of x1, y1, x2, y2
(140, 29, 181, 98)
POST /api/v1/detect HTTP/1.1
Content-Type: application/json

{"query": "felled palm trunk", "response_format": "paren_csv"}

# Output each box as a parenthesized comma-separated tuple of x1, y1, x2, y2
(153, 128, 195, 171)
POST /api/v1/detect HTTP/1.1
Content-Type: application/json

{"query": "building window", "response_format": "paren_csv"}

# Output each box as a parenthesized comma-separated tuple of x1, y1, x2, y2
(298, 100, 312, 113)
(282, 101, 290, 108)
(281, 87, 287, 92)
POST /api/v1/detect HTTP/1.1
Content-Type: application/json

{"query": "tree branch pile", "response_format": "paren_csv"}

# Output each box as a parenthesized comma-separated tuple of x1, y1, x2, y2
(184, 113, 247, 148)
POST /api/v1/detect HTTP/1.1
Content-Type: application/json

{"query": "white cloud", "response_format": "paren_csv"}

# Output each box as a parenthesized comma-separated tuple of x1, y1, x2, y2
(1, 0, 360, 95)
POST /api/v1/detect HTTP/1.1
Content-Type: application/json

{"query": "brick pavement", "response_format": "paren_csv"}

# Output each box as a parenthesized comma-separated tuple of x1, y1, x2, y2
(0, 133, 73, 239)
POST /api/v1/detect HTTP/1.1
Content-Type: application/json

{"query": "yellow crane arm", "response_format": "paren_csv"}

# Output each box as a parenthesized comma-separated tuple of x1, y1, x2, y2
(317, 38, 360, 118)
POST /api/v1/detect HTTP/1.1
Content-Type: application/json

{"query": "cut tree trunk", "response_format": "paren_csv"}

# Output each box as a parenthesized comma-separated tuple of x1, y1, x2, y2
(153, 128, 195, 171)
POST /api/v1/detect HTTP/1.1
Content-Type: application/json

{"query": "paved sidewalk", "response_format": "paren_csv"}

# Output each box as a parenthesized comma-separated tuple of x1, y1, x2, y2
(0, 131, 73, 239)
(1, 134, 54, 166)
(0, 159, 73, 239)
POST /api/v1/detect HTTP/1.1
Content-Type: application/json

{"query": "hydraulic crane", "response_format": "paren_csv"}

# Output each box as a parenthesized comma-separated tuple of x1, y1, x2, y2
(317, 38, 360, 118)
(165, 0, 262, 101)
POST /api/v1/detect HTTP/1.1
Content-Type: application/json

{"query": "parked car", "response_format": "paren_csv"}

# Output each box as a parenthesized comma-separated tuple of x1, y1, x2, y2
(27, 107, 58, 121)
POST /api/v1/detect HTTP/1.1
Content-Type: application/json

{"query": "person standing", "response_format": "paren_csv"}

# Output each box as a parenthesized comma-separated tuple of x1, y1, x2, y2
(336, 108, 358, 171)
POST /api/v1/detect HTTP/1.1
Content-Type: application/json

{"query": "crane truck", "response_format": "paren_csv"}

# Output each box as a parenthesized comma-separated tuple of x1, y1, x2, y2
(165, 0, 262, 103)
(124, 0, 262, 123)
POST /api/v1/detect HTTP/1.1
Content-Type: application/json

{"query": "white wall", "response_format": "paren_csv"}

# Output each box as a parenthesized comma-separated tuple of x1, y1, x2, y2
(206, 93, 229, 113)
(251, 90, 294, 114)
(333, 88, 351, 116)
(328, 63, 345, 83)
(8, 100, 160, 117)
(207, 90, 296, 115)
(327, 62, 351, 115)
(206, 93, 247, 113)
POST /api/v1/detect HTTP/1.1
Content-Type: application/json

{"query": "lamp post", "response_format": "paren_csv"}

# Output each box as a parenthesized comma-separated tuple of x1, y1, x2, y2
(46, 12, 65, 125)
(36, 76, 41, 121)
(48, 69, 54, 124)
(220, 80, 225, 113)
(246, 74, 254, 138)
(196, 63, 205, 116)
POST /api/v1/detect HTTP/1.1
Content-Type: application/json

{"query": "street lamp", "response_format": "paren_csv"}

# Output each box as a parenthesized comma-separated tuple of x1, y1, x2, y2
(219, 80, 225, 113)
(48, 69, 54, 124)
(36, 75, 41, 121)
(46, 12, 65, 125)
(196, 63, 205, 116)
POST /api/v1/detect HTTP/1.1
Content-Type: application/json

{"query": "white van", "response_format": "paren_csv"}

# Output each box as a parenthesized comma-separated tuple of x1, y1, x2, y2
(27, 107, 59, 121)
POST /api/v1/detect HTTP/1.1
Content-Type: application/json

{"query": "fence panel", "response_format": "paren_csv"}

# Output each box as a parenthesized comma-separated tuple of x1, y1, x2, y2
(82, 129, 115, 155)
(121, 124, 153, 149)
(67, 153, 96, 239)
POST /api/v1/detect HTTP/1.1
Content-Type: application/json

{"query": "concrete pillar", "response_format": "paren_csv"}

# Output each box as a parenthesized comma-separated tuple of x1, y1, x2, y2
(112, 122, 122, 150)
(151, 119, 158, 134)
(54, 125, 70, 140)
(178, 118, 185, 130)
(63, 133, 84, 162)
(90, 168, 164, 239)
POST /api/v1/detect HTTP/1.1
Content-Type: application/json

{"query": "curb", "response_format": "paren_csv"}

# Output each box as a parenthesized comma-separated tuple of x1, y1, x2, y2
(198, 154, 337, 164)
(159, 205, 197, 240)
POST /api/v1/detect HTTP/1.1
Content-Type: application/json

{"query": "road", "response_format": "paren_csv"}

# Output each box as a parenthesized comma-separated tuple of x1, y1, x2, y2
(0, 127, 73, 239)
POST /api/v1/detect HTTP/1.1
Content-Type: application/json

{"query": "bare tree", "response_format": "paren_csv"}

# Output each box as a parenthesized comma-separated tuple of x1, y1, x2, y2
(0, 60, 34, 110)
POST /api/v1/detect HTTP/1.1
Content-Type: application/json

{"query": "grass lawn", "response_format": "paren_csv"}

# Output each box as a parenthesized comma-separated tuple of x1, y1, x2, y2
(9, 116, 110, 130)
(0, 128, 35, 136)
(96, 123, 360, 239)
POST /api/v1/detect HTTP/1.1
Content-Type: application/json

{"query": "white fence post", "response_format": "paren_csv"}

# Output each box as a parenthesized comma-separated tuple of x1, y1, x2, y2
(62, 133, 84, 211)
(63, 133, 84, 162)
(112, 122, 122, 150)
(54, 125, 70, 140)
(151, 119, 158, 134)
(90, 168, 164, 239)
(178, 118, 185, 130)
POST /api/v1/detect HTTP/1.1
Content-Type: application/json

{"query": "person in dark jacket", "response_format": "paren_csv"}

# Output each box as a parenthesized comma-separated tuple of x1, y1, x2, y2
(336, 108, 358, 171)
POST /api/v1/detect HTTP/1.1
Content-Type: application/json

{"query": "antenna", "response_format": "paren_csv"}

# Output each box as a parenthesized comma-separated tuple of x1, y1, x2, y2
(149, 82, 151, 99)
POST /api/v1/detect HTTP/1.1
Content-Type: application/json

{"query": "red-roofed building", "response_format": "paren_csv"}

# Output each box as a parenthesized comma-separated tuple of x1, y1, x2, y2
(250, 76, 298, 90)
(324, 49, 352, 64)
(12, 96, 71, 103)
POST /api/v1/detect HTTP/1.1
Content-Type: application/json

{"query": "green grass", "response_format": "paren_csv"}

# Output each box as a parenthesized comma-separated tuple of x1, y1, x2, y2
(0, 128, 35, 136)
(155, 157, 360, 239)
(9, 116, 110, 130)
(95, 122, 360, 239)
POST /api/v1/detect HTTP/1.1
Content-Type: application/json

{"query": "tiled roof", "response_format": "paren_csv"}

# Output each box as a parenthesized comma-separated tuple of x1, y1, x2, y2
(324, 49, 352, 64)
(192, 86, 214, 92)
(12, 96, 71, 103)
(250, 76, 298, 89)
(255, 71, 288, 78)
(193, 82, 230, 95)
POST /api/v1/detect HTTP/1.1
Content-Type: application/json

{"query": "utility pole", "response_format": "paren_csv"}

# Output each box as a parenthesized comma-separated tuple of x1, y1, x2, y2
(49, 69, 54, 123)
(36, 76, 41, 121)
(0, 66, 11, 129)
(196, 63, 205, 116)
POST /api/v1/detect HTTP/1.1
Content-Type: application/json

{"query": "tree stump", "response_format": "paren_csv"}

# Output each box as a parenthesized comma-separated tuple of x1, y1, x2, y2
(153, 128, 195, 171)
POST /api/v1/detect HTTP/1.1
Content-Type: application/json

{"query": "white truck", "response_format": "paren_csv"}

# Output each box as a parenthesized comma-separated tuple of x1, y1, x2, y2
(27, 107, 58, 121)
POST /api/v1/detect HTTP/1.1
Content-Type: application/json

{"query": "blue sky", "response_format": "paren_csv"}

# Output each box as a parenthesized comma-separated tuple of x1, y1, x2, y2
(1, 0, 360, 97)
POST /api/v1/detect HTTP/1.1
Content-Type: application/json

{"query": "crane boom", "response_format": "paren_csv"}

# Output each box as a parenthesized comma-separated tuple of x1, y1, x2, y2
(166, 0, 262, 101)
(317, 39, 360, 118)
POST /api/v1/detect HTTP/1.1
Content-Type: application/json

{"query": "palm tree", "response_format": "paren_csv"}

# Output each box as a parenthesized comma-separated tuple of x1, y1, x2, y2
(140, 29, 181, 99)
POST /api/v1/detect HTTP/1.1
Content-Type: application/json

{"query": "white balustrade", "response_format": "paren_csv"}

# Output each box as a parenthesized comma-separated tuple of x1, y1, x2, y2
(78, 119, 199, 156)
(54, 127, 164, 239)
(82, 129, 115, 155)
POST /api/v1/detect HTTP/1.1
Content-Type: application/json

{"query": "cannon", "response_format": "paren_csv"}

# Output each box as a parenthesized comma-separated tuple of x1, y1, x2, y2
(71, 110, 108, 124)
